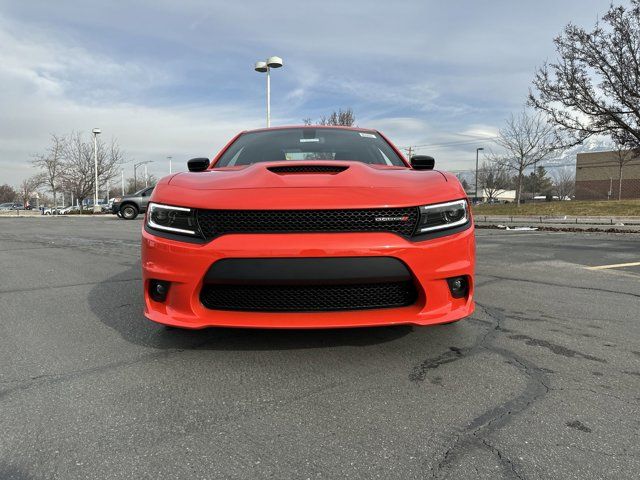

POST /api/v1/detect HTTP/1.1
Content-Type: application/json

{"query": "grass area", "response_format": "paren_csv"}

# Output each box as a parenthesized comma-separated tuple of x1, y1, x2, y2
(473, 199, 640, 217)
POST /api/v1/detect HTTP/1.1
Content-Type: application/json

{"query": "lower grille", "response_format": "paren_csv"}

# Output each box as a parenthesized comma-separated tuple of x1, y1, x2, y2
(200, 281, 417, 312)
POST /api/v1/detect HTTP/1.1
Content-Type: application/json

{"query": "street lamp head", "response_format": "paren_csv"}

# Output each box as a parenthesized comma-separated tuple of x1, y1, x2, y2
(92, 128, 102, 135)
(477, 147, 484, 151)
(254, 61, 268, 73)
(266, 56, 283, 68)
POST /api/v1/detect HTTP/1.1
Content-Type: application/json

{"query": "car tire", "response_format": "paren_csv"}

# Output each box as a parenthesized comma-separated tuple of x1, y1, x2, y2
(120, 204, 139, 220)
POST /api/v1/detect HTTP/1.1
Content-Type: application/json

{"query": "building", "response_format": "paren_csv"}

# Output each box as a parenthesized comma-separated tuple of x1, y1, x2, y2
(575, 151, 640, 200)
(478, 189, 516, 203)
(465, 189, 516, 203)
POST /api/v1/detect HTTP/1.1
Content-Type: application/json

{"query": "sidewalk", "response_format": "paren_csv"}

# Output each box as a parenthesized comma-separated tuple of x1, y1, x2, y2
(0, 210, 42, 217)
(0, 211, 111, 218)
(474, 214, 640, 232)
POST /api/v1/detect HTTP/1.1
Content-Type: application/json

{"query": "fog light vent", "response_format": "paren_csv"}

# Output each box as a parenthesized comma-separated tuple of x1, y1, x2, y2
(149, 280, 170, 302)
(447, 276, 469, 299)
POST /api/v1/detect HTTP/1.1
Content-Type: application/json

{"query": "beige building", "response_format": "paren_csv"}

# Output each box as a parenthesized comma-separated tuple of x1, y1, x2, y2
(575, 151, 640, 200)
(479, 189, 516, 202)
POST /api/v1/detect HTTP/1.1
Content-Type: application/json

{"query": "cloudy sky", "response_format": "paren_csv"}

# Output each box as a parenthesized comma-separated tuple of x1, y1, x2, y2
(0, 0, 613, 185)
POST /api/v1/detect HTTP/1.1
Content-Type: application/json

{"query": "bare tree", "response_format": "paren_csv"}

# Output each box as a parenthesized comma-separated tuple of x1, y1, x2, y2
(59, 132, 125, 212)
(125, 174, 157, 194)
(551, 167, 575, 200)
(0, 184, 16, 203)
(455, 173, 471, 192)
(477, 161, 511, 201)
(529, 1, 640, 149)
(612, 144, 637, 200)
(32, 134, 64, 208)
(492, 110, 563, 206)
(60, 132, 93, 212)
(18, 174, 44, 207)
(317, 108, 356, 126)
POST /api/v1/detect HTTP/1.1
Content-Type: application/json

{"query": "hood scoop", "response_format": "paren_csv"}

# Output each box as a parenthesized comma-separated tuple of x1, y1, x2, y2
(267, 165, 349, 175)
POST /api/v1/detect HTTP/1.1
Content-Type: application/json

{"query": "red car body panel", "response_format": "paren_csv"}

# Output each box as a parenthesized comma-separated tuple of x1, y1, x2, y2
(142, 127, 475, 329)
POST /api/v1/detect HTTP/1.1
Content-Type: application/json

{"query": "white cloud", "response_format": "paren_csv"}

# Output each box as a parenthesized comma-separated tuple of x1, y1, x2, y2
(0, 16, 262, 183)
(0, 0, 617, 184)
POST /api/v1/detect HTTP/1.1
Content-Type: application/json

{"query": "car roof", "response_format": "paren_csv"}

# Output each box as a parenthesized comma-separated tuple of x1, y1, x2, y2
(242, 125, 378, 135)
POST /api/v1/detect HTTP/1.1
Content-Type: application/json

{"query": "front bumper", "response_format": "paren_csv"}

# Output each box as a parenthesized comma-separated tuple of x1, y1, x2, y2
(141, 226, 475, 329)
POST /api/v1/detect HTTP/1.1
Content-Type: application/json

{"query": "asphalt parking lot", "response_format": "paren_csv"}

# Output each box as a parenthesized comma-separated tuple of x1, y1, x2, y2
(1, 217, 639, 480)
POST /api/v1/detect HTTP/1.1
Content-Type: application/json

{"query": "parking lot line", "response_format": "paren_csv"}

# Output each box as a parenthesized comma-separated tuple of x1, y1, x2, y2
(586, 261, 640, 270)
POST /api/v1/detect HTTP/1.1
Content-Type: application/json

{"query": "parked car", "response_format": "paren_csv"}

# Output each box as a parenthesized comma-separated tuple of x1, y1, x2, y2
(59, 205, 81, 215)
(141, 126, 475, 329)
(0, 202, 14, 211)
(112, 186, 154, 220)
(43, 206, 66, 215)
(10, 203, 28, 210)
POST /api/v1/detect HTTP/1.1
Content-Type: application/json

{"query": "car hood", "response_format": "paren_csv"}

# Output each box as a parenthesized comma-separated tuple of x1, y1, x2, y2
(154, 161, 466, 209)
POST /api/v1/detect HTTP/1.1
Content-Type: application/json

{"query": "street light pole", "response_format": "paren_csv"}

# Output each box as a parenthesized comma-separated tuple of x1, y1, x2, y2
(266, 67, 271, 127)
(92, 128, 101, 212)
(255, 56, 283, 128)
(121, 169, 125, 195)
(168, 156, 173, 174)
(532, 159, 538, 204)
(475, 147, 484, 200)
(133, 161, 153, 191)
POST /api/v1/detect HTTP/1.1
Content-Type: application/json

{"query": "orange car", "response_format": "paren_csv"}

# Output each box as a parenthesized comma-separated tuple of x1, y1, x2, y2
(141, 126, 475, 329)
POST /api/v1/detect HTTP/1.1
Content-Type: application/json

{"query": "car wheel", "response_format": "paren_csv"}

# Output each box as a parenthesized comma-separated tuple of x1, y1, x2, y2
(120, 204, 138, 220)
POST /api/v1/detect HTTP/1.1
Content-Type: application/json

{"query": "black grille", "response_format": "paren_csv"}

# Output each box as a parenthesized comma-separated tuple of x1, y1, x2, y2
(196, 207, 419, 238)
(200, 281, 417, 312)
(267, 165, 348, 174)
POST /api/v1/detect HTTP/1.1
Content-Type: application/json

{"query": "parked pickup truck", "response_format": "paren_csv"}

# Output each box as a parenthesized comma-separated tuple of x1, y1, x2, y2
(112, 186, 154, 220)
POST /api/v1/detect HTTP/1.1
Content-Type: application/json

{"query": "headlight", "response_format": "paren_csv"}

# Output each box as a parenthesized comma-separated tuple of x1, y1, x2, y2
(147, 203, 201, 237)
(416, 199, 469, 234)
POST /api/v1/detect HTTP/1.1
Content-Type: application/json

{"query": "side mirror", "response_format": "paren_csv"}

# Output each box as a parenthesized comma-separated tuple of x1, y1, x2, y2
(410, 155, 435, 170)
(187, 157, 210, 172)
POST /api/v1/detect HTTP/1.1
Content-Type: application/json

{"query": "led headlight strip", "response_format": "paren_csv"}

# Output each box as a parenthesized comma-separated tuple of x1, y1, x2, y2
(147, 203, 200, 236)
(417, 199, 469, 234)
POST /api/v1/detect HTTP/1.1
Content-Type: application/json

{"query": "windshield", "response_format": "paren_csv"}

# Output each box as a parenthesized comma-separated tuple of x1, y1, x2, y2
(214, 128, 406, 167)
(133, 186, 153, 196)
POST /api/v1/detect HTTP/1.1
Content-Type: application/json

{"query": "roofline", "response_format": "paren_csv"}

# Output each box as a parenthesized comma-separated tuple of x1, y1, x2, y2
(208, 125, 410, 169)
(243, 125, 377, 134)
